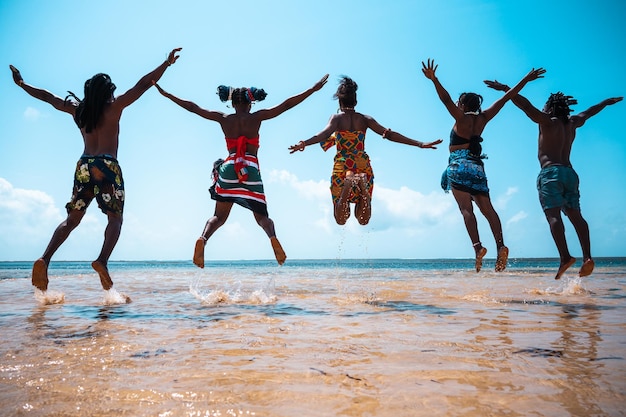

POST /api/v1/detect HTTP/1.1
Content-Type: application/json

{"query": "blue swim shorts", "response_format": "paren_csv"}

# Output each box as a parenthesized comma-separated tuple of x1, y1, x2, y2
(536, 165, 580, 211)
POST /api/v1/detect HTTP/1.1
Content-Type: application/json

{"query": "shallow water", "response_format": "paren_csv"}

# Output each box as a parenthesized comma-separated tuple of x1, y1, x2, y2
(1, 259, 625, 416)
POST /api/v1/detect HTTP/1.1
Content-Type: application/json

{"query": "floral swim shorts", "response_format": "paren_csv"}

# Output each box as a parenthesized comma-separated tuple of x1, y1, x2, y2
(66, 154, 125, 215)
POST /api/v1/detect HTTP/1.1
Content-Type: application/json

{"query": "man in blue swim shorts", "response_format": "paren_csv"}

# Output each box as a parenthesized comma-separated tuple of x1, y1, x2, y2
(486, 80, 622, 279)
(536, 164, 580, 212)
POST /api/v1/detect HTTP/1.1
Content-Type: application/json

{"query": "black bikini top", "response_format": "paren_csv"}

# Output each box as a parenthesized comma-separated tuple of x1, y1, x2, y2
(450, 129, 484, 156)
(450, 129, 470, 146)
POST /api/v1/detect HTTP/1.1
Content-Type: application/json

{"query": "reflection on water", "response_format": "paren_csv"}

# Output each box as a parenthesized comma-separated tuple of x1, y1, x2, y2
(0, 261, 624, 416)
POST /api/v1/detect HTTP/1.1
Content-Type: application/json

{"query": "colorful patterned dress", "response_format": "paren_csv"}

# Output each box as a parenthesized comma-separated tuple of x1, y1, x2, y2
(209, 136, 268, 216)
(320, 130, 374, 204)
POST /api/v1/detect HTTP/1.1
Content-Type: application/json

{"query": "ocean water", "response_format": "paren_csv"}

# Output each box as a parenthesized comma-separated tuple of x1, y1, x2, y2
(0, 258, 625, 417)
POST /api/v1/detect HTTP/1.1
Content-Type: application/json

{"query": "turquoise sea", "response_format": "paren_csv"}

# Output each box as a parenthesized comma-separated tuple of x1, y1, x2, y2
(1, 257, 625, 416)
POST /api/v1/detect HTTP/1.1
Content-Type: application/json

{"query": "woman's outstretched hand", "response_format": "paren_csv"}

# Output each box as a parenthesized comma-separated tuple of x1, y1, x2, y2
(421, 58, 438, 80)
(167, 48, 182, 66)
(288, 141, 306, 154)
(421, 139, 443, 149)
(313, 74, 329, 92)
(524, 67, 546, 83)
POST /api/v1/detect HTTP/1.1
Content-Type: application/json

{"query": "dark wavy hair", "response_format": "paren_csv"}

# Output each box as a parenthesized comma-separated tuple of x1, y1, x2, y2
(544, 92, 577, 120)
(65, 73, 116, 133)
(217, 85, 267, 105)
(459, 92, 483, 113)
(333, 76, 358, 108)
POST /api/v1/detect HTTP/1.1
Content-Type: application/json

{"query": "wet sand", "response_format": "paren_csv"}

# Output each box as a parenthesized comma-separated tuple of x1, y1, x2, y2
(0, 261, 624, 416)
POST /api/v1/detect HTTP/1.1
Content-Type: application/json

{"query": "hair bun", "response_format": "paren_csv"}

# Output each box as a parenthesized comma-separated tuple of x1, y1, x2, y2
(217, 85, 233, 102)
(249, 87, 267, 102)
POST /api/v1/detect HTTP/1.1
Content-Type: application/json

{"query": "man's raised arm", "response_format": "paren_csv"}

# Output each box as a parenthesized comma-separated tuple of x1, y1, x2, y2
(484, 79, 549, 124)
(10, 65, 76, 114)
(573, 97, 623, 127)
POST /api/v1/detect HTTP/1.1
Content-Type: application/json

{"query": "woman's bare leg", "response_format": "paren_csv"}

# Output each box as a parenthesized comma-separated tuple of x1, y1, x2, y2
(354, 174, 371, 225)
(334, 174, 356, 225)
(473, 193, 508, 272)
(194, 201, 234, 268)
(451, 189, 486, 271)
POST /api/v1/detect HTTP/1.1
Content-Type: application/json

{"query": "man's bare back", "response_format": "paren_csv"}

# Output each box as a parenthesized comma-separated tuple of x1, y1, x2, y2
(80, 102, 123, 157)
(537, 117, 578, 168)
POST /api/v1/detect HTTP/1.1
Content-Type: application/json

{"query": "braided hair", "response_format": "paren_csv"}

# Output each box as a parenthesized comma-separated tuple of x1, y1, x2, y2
(333, 76, 358, 108)
(544, 92, 577, 120)
(65, 73, 116, 133)
(459, 92, 483, 113)
(217, 85, 267, 105)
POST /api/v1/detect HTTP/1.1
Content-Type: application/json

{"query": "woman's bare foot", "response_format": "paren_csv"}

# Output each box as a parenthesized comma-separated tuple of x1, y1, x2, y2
(475, 247, 487, 272)
(32, 258, 49, 291)
(555, 256, 576, 280)
(495, 246, 509, 272)
(193, 237, 206, 269)
(579, 258, 595, 277)
(91, 260, 113, 290)
(270, 237, 287, 265)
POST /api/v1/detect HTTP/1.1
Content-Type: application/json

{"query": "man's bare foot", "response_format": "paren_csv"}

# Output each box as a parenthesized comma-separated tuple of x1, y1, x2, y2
(270, 236, 287, 265)
(193, 237, 206, 268)
(579, 258, 595, 277)
(475, 247, 487, 272)
(32, 258, 49, 291)
(92, 261, 113, 290)
(495, 246, 509, 272)
(555, 257, 576, 280)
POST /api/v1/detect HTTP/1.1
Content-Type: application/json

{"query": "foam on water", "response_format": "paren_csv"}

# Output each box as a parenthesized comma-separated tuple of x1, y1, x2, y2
(189, 276, 277, 305)
(103, 287, 132, 305)
(34, 288, 65, 305)
(529, 276, 592, 297)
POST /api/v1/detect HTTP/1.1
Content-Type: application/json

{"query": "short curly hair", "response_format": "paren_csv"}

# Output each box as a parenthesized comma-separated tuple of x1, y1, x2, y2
(544, 92, 577, 120)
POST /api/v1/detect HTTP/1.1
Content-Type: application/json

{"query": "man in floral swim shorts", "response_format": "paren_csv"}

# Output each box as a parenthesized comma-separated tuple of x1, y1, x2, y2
(67, 154, 125, 215)
(10, 48, 181, 297)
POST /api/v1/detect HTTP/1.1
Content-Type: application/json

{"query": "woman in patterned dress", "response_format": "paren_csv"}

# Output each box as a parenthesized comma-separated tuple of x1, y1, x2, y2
(289, 76, 442, 225)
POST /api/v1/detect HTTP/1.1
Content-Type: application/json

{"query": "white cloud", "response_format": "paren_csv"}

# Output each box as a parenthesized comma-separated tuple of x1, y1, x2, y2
(24, 106, 42, 121)
(0, 178, 105, 260)
(268, 169, 328, 201)
(506, 210, 529, 228)
(268, 169, 455, 240)
(0, 177, 62, 229)
(374, 185, 453, 224)
(495, 186, 519, 210)
(0, 178, 63, 259)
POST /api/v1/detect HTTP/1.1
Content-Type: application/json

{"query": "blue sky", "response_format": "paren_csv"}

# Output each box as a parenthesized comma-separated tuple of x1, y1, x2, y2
(1, 0, 624, 261)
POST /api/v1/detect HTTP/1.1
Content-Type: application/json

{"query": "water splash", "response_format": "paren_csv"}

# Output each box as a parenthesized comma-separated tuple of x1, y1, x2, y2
(559, 276, 591, 295)
(189, 276, 277, 305)
(530, 276, 592, 296)
(34, 289, 65, 305)
(103, 288, 132, 305)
